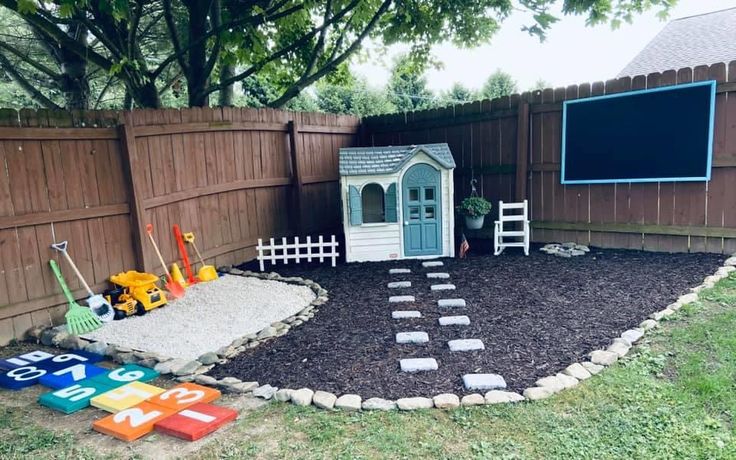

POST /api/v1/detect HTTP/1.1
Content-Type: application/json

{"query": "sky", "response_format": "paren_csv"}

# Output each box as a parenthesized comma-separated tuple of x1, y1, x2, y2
(352, 0, 736, 93)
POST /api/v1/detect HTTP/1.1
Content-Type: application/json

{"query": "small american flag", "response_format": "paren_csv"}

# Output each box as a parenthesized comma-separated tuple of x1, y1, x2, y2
(458, 233, 470, 259)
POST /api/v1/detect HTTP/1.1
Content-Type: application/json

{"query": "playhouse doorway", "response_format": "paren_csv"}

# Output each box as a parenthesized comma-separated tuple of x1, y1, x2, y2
(402, 163, 442, 257)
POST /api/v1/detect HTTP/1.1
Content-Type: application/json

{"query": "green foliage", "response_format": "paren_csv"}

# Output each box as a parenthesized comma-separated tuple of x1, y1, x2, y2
(439, 83, 478, 106)
(386, 54, 437, 112)
(481, 69, 518, 100)
(316, 76, 395, 117)
(531, 79, 551, 91)
(456, 196, 493, 217)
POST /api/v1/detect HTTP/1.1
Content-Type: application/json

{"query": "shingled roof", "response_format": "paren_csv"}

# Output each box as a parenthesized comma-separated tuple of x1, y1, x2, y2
(339, 143, 456, 176)
(618, 7, 736, 77)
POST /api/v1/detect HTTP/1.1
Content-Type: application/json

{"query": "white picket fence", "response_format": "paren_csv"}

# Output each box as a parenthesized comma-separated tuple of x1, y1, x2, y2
(257, 235, 339, 271)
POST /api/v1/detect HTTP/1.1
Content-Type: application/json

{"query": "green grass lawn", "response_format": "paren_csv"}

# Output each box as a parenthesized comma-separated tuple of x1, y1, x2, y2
(2, 273, 735, 459)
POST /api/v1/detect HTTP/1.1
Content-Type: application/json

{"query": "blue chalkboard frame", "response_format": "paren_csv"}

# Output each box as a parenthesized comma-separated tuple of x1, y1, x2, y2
(560, 80, 716, 185)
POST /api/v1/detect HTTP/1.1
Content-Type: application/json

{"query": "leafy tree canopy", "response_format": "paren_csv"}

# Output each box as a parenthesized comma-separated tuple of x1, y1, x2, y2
(481, 69, 518, 100)
(0, 0, 675, 109)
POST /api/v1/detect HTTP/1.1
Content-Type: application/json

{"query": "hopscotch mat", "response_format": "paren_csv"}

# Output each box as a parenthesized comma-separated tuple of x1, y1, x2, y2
(0, 349, 237, 442)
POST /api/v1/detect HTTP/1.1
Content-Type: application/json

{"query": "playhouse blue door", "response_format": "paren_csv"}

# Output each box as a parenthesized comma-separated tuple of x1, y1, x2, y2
(402, 164, 442, 257)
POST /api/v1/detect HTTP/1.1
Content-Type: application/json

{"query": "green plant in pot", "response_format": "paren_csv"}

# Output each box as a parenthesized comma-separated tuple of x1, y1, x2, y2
(456, 196, 492, 230)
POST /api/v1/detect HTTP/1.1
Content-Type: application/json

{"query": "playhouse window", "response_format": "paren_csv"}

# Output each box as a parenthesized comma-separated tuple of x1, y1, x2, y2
(361, 183, 385, 223)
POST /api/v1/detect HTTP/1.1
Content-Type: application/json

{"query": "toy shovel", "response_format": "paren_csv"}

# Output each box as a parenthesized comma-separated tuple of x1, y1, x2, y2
(51, 241, 114, 322)
(145, 224, 185, 299)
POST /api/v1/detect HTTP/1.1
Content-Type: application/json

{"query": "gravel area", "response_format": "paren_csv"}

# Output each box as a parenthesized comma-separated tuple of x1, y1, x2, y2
(83, 275, 315, 360)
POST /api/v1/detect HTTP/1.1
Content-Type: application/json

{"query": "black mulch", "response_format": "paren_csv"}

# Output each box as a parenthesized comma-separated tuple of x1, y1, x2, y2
(210, 246, 723, 399)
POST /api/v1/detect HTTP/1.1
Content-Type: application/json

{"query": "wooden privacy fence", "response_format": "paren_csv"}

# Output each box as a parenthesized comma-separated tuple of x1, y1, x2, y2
(0, 107, 358, 344)
(362, 60, 736, 255)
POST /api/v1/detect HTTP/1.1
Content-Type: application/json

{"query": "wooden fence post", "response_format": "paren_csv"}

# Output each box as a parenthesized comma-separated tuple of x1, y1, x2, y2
(118, 111, 148, 272)
(515, 101, 531, 202)
(288, 120, 304, 235)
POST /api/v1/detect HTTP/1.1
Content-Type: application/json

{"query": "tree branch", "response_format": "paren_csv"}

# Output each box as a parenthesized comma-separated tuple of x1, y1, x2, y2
(0, 0, 114, 70)
(162, 0, 189, 74)
(0, 50, 61, 109)
(203, 0, 363, 96)
(152, 0, 301, 78)
(0, 41, 61, 78)
(268, 0, 393, 107)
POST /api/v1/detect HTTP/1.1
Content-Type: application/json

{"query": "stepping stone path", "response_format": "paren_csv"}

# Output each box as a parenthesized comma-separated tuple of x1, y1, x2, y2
(387, 281, 411, 289)
(463, 374, 507, 391)
(400, 358, 438, 373)
(438, 298, 466, 308)
(396, 332, 429, 344)
(392, 311, 421, 319)
(431, 284, 455, 291)
(384, 260, 505, 391)
(422, 261, 444, 267)
(448, 339, 485, 352)
(389, 295, 415, 303)
(439, 316, 470, 326)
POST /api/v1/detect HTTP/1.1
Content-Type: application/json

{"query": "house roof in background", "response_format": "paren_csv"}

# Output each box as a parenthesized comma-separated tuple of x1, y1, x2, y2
(618, 7, 736, 77)
(339, 143, 456, 176)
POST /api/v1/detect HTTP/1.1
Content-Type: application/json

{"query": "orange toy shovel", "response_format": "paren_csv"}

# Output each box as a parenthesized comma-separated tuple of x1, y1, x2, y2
(146, 224, 185, 299)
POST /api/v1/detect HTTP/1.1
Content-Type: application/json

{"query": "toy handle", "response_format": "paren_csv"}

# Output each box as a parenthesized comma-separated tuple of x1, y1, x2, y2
(51, 241, 68, 252)
(51, 241, 93, 295)
(49, 259, 76, 304)
(183, 232, 195, 243)
(146, 224, 153, 235)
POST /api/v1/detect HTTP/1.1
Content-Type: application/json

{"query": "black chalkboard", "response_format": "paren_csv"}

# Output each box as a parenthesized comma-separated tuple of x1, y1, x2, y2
(562, 81, 715, 184)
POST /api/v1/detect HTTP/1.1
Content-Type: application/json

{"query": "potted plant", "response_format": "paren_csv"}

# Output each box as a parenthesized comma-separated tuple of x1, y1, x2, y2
(456, 196, 492, 230)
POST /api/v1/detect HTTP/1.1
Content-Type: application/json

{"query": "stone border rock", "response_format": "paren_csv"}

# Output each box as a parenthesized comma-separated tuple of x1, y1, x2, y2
(24, 267, 328, 392)
(22, 257, 735, 411)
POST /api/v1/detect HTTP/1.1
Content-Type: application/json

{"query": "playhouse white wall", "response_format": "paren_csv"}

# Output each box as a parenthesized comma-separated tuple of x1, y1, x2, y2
(341, 153, 455, 263)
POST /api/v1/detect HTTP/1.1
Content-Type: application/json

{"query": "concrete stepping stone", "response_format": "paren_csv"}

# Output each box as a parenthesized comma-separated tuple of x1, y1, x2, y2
(392, 311, 421, 319)
(448, 339, 484, 351)
(431, 284, 455, 291)
(387, 281, 411, 289)
(438, 315, 470, 326)
(396, 332, 429, 344)
(438, 298, 466, 308)
(422, 261, 444, 267)
(389, 295, 415, 303)
(463, 373, 507, 391)
(389, 268, 411, 274)
(427, 272, 450, 279)
(400, 358, 438, 373)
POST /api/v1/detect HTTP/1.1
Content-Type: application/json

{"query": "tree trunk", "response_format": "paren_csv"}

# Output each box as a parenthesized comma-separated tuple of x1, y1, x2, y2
(58, 55, 89, 109)
(126, 77, 162, 108)
(218, 63, 234, 106)
(186, 0, 210, 107)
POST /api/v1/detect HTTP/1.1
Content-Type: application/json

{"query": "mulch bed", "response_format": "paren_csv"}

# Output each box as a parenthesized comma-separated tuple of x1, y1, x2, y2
(210, 246, 723, 399)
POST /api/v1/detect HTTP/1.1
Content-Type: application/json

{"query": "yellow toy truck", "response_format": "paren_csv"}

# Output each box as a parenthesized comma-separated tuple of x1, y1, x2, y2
(107, 271, 167, 319)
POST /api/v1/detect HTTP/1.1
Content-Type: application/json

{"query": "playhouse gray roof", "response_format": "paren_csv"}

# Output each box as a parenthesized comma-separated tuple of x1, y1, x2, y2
(339, 143, 456, 176)
(618, 7, 736, 77)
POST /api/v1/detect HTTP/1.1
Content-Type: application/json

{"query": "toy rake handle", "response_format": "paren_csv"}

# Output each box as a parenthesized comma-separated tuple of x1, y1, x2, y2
(48, 259, 76, 304)
(51, 241, 92, 295)
(146, 224, 173, 278)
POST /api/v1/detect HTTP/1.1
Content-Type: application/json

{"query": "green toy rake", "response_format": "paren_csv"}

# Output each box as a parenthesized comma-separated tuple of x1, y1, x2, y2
(49, 259, 102, 335)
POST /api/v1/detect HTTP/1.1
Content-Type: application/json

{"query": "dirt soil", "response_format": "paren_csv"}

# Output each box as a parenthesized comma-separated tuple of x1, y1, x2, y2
(211, 247, 723, 399)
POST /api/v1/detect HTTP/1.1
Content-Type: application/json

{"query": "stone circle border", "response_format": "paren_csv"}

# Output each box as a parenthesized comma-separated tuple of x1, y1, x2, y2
(24, 255, 736, 411)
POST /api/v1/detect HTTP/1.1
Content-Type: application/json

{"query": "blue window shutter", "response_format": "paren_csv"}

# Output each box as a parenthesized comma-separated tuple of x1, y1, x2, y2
(349, 185, 363, 225)
(385, 183, 398, 222)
